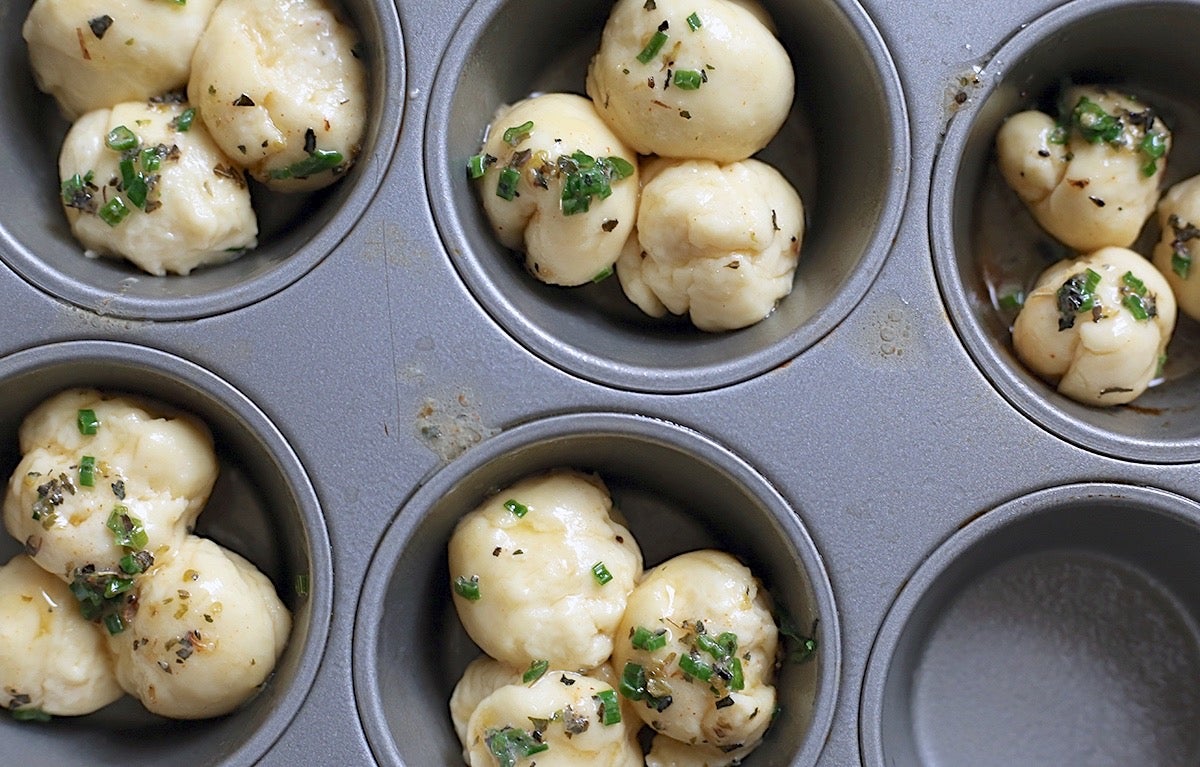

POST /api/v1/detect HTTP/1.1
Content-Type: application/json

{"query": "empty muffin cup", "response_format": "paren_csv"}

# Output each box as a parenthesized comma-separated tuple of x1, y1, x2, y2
(427, 0, 908, 392)
(0, 0, 403, 320)
(0, 340, 330, 766)
(931, 0, 1200, 462)
(861, 482, 1200, 767)
(353, 411, 839, 765)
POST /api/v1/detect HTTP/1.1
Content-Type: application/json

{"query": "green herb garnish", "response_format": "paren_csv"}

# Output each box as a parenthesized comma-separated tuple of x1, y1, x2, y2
(1120, 271, 1156, 321)
(591, 265, 614, 283)
(673, 69, 704, 90)
(1071, 97, 1123, 143)
(617, 661, 673, 711)
(504, 498, 529, 517)
(77, 408, 99, 435)
(171, 107, 196, 132)
(594, 688, 621, 725)
(631, 625, 668, 651)
(686, 12, 702, 30)
(98, 196, 131, 227)
(591, 561, 613, 585)
(106, 507, 149, 550)
(559, 152, 634, 215)
(467, 153, 495, 179)
(502, 121, 534, 147)
(1169, 214, 1200, 279)
(523, 659, 549, 684)
(678, 650, 713, 681)
(454, 574, 481, 601)
(485, 726, 549, 767)
(78, 455, 96, 487)
(1056, 267, 1102, 331)
(10, 707, 51, 722)
(105, 125, 138, 151)
(269, 148, 344, 180)
(636, 28, 669, 63)
(496, 167, 521, 201)
(1139, 130, 1167, 176)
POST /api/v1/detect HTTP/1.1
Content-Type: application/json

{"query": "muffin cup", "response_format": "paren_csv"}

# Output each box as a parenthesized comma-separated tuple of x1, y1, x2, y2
(0, 0, 403, 321)
(931, 0, 1200, 462)
(426, 0, 908, 392)
(353, 411, 839, 765)
(861, 482, 1200, 766)
(0, 340, 330, 766)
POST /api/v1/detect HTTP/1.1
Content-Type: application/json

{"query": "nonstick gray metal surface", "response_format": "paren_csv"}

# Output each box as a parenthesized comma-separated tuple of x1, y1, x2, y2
(2, 0, 1200, 764)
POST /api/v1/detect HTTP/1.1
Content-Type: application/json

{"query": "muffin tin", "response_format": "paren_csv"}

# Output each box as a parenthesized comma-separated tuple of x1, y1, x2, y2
(4, 0, 1200, 764)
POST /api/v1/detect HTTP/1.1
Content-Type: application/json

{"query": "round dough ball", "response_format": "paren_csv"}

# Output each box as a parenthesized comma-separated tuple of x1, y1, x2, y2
(611, 549, 778, 762)
(59, 100, 258, 276)
(1012, 246, 1176, 406)
(0, 553, 124, 717)
(23, 0, 221, 120)
(616, 157, 803, 331)
(448, 469, 643, 671)
(1152, 173, 1200, 321)
(476, 93, 639, 286)
(586, 0, 794, 161)
(106, 535, 291, 719)
(187, 0, 368, 192)
(4, 388, 218, 583)
(464, 671, 642, 767)
(450, 656, 523, 760)
(996, 85, 1169, 252)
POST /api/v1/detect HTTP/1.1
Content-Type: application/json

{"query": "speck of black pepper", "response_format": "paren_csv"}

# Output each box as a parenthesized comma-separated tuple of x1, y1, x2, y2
(237, 145, 246, 154)
(304, 127, 317, 154)
(1089, 196, 1106, 207)
(88, 15, 114, 39)
(644, 0, 656, 8)
(492, 547, 502, 557)
(232, 93, 255, 107)
(560, 675, 576, 685)
(680, 110, 692, 119)
(601, 219, 619, 232)
(1037, 149, 1050, 157)
(658, 19, 669, 31)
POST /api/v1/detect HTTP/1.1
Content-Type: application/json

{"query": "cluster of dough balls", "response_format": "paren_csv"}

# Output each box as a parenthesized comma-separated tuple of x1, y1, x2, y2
(24, 0, 367, 275)
(472, 0, 803, 331)
(1, 389, 290, 720)
(996, 85, 1183, 405)
(448, 469, 783, 765)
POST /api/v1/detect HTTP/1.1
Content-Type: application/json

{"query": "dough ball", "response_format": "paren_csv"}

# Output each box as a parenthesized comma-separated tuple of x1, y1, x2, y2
(996, 85, 1169, 252)
(59, 100, 258, 276)
(448, 469, 643, 671)
(23, 0, 220, 120)
(1012, 246, 1176, 406)
(4, 388, 218, 583)
(475, 93, 639, 286)
(611, 549, 778, 761)
(616, 157, 803, 331)
(450, 656, 523, 760)
(0, 553, 123, 717)
(464, 671, 642, 767)
(1152, 174, 1200, 321)
(187, 0, 368, 192)
(105, 535, 291, 719)
(586, 0, 794, 161)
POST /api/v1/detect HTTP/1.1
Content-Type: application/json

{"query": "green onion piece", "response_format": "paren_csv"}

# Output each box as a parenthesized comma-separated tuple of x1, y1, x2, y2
(466, 153, 494, 179)
(607, 156, 635, 179)
(103, 612, 125, 635)
(295, 572, 310, 597)
(522, 659, 549, 684)
(678, 651, 712, 681)
(77, 408, 100, 435)
(496, 167, 521, 200)
(173, 107, 196, 132)
(1157, 353, 1168, 378)
(631, 625, 668, 651)
(1048, 125, 1067, 145)
(269, 148, 344, 180)
(594, 689, 621, 725)
(1055, 268, 1102, 331)
(1174, 250, 1192, 279)
(636, 30, 669, 63)
(485, 726, 549, 767)
(998, 290, 1025, 310)
(726, 656, 745, 691)
(698, 630, 738, 660)
(105, 507, 149, 550)
(503, 498, 529, 517)
(140, 146, 162, 172)
(686, 12, 702, 30)
(124, 171, 149, 210)
(501, 120, 535, 146)
(98, 196, 131, 227)
(591, 561, 613, 585)
(1071, 97, 1122, 143)
(673, 69, 703, 90)
(101, 576, 133, 599)
(591, 265, 614, 283)
(454, 574, 481, 601)
(1139, 130, 1167, 177)
(10, 707, 51, 722)
(105, 125, 138, 151)
(619, 661, 647, 700)
(118, 552, 143, 574)
(1122, 271, 1147, 296)
(79, 455, 96, 487)
(1123, 293, 1151, 321)
(61, 171, 93, 206)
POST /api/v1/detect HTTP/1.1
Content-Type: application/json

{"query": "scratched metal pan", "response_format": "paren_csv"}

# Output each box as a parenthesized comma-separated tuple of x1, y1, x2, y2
(0, 0, 403, 321)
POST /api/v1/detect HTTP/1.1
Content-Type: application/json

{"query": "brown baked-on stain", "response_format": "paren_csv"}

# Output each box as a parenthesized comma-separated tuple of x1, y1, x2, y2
(1124, 403, 1165, 416)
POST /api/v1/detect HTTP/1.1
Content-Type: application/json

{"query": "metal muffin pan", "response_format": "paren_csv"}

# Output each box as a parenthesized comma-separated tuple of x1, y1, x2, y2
(4, 0, 1200, 764)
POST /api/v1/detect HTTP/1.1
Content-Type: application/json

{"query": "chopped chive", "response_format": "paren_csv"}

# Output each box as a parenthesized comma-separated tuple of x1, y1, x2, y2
(618, 661, 647, 700)
(269, 148, 344, 180)
(1139, 130, 1167, 177)
(591, 265, 614, 283)
(77, 409, 100, 435)
(1071, 97, 1122, 143)
(454, 574, 481, 601)
(98, 196, 131, 227)
(636, 30, 668, 63)
(139, 146, 162, 172)
(726, 656, 745, 690)
(503, 498, 529, 517)
(1122, 293, 1152, 320)
(295, 572, 310, 597)
(607, 156, 635, 179)
(172, 107, 196, 132)
(78, 455, 96, 487)
(522, 659, 549, 684)
(105, 125, 138, 151)
(631, 625, 668, 651)
(686, 11, 702, 30)
(103, 612, 126, 635)
(594, 688, 621, 725)
(1122, 271, 1147, 296)
(591, 561, 613, 585)
(485, 726, 549, 767)
(106, 507, 148, 550)
(501, 120, 534, 146)
(496, 167, 520, 200)
(673, 69, 703, 90)
(10, 707, 51, 722)
(998, 290, 1025, 310)
(678, 651, 712, 681)
(466, 153, 495, 179)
